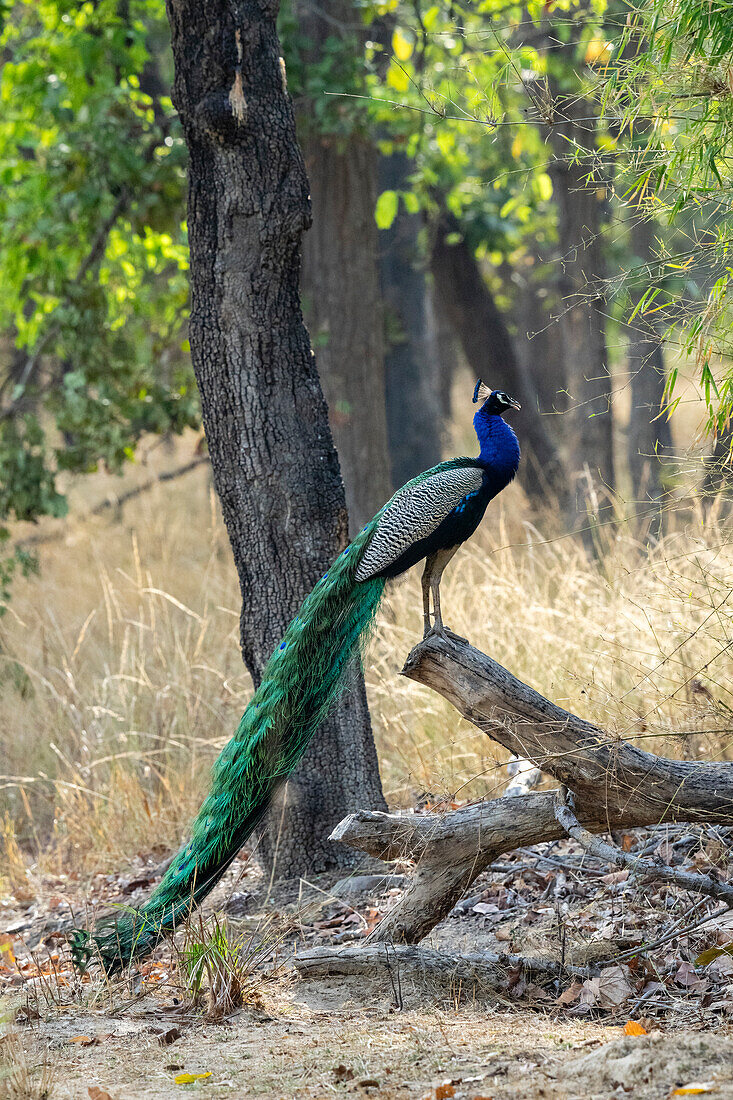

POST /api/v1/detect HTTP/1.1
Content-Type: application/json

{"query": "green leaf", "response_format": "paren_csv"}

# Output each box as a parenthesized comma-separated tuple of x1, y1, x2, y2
(695, 945, 733, 967)
(375, 189, 399, 229)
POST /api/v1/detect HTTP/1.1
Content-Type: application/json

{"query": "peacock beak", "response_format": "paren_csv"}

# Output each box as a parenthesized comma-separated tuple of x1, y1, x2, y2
(508, 397, 521, 411)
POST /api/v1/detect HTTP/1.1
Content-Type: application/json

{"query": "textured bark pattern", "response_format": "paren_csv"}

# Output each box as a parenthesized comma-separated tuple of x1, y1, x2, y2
(332, 636, 733, 943)
(380, 152, 443, 486)
(166, 0, 385, 877)
(429, 209, 567, 503)
(293, 943, 591, 985)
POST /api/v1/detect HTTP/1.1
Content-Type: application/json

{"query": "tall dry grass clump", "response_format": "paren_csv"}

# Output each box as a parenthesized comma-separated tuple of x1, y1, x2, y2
(1, 444, 733, 881)
(0, 466, 250, 880)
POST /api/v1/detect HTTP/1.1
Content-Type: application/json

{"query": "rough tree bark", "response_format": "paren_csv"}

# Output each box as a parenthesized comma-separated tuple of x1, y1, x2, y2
(429, 208, 568, 503)
(326, 636, 733, 945)
(165, 0, 385, 878)
(295, 0, 392, 534)
(379, 152, 443, 486)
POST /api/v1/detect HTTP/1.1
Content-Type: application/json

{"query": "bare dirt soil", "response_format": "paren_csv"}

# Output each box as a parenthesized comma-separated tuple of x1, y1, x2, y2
(8, 988, 733, 1100)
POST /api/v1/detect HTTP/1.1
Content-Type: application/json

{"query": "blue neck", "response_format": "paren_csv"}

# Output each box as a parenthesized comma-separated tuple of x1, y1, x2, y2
(473, 407, 521, 480)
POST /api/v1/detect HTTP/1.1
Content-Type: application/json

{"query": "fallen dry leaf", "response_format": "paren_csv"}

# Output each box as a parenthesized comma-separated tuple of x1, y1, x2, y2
(557, 980, 584, 1006)
(156, 1027, 182, 1047)
(675, 961, 709, 992)
(0, 935, 17, 971)
(623, 1020, 647, 1036)
(88, 1088, 113, 1100)
(671, 1084, 716, 1096)
(434, 1083, 455, 1100)
(696, 944, 733, 967)
(69, 1036, 93, 1045)
(597, 965, 633, 1009)
(333, 1065, 354, 1082)
(174, 1072, 211, 1085)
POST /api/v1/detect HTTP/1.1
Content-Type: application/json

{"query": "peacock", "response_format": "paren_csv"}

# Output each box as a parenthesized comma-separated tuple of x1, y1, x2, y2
(72, 380, 520, 971)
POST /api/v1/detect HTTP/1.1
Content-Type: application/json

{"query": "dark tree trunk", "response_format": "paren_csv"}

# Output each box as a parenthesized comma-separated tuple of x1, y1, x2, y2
(166, 0, 385, 879)
(425, 281, 458, 425)
(379, 152, 443, 486)
(544, 96, 615, 520)
(512, 260, 567, 419)
(429, 209, 567, 503)
(300, 134, 392, 534)
(295, 0, 391, 535)
(626, 217, 671, 535)
(702, 427, 733, 503)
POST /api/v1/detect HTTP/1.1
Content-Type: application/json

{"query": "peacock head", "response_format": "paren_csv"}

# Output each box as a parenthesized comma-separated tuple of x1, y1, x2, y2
(472, 379, 521, 416)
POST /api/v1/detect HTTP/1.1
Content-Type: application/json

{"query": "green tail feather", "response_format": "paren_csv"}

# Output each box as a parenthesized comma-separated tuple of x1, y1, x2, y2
(72, 520, 386, 972)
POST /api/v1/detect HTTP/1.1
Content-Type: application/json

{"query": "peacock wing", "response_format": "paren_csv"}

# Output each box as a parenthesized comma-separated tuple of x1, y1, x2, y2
(355, 464, 484, 582)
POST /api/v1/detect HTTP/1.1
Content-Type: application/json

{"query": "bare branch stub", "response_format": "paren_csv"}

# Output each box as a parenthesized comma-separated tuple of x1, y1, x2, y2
(330, 636, 733, 946)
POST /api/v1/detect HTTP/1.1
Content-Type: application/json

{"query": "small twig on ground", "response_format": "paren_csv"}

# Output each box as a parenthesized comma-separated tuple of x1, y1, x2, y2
(612, 903, 730, 966)
(553, 786, 733, 907)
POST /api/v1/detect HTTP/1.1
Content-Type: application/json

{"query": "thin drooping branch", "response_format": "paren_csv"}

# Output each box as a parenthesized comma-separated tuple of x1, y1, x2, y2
(554, 786, 733, 907)
(328, 636, 733, 945)
(17, 456, 209, 550)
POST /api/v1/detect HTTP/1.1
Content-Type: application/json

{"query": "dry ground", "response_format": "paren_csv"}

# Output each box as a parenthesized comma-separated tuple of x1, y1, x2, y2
(6, 978, 733, 1099)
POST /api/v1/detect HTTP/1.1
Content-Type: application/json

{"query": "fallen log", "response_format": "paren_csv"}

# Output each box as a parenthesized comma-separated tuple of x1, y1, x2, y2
(331, 636, 733, 945)
(292, 943, 594, 988)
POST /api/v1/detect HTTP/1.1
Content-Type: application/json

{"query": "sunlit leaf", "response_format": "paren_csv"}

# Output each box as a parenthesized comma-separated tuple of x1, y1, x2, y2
(375, 189, 399, 229)
(392, 29, 413, 61)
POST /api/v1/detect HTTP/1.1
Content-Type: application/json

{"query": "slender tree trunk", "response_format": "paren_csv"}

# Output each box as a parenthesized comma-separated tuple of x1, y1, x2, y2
(429, 209, 567, 503)
(379, 152, 443, 485)
(166, 0, 385, 879)
(425, 281, 458, 425)
(295, 0, 392, 535)
(626, 217, 671, 536)
(544, 94, 615, 520)
(300, 135, 392, 533)
(512, 260, 567, 419)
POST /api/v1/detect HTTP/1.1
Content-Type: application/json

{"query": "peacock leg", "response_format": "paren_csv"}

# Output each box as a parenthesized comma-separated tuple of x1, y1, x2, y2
(423, 546, 466, 645)
(421, 557, 435, 638)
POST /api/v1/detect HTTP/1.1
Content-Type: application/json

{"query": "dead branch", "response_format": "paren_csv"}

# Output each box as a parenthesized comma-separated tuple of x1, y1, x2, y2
(553, 785, 733, 906)
(292, 943, 594, 987)
(330, 636, 733, 945)
(17, 455, 209, 550)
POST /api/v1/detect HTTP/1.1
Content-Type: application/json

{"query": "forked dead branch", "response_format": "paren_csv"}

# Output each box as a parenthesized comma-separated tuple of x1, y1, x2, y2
(324, 636, 733, 948)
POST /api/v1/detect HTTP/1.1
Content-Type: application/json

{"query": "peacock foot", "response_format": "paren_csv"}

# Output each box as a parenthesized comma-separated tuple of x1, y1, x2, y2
(422, 624, 468, 647)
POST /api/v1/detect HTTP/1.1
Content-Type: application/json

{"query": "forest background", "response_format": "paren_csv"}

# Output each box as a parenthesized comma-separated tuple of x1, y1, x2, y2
(0, 0, 732, 918)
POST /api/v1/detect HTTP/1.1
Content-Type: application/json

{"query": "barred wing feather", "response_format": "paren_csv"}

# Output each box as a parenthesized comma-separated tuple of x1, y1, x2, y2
(355, 465, 483, 581)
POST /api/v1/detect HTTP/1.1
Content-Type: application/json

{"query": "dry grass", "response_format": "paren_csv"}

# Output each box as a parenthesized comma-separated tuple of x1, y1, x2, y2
(0, 1034, 54, 1100)
(1, 387, 733, 882)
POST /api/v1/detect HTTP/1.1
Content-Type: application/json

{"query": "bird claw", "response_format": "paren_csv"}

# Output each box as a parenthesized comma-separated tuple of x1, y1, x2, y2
(422, 625, 468, 648)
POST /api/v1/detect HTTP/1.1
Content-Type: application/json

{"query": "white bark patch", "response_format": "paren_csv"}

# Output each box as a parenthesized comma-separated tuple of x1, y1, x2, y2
(229, 29, 248, 124)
